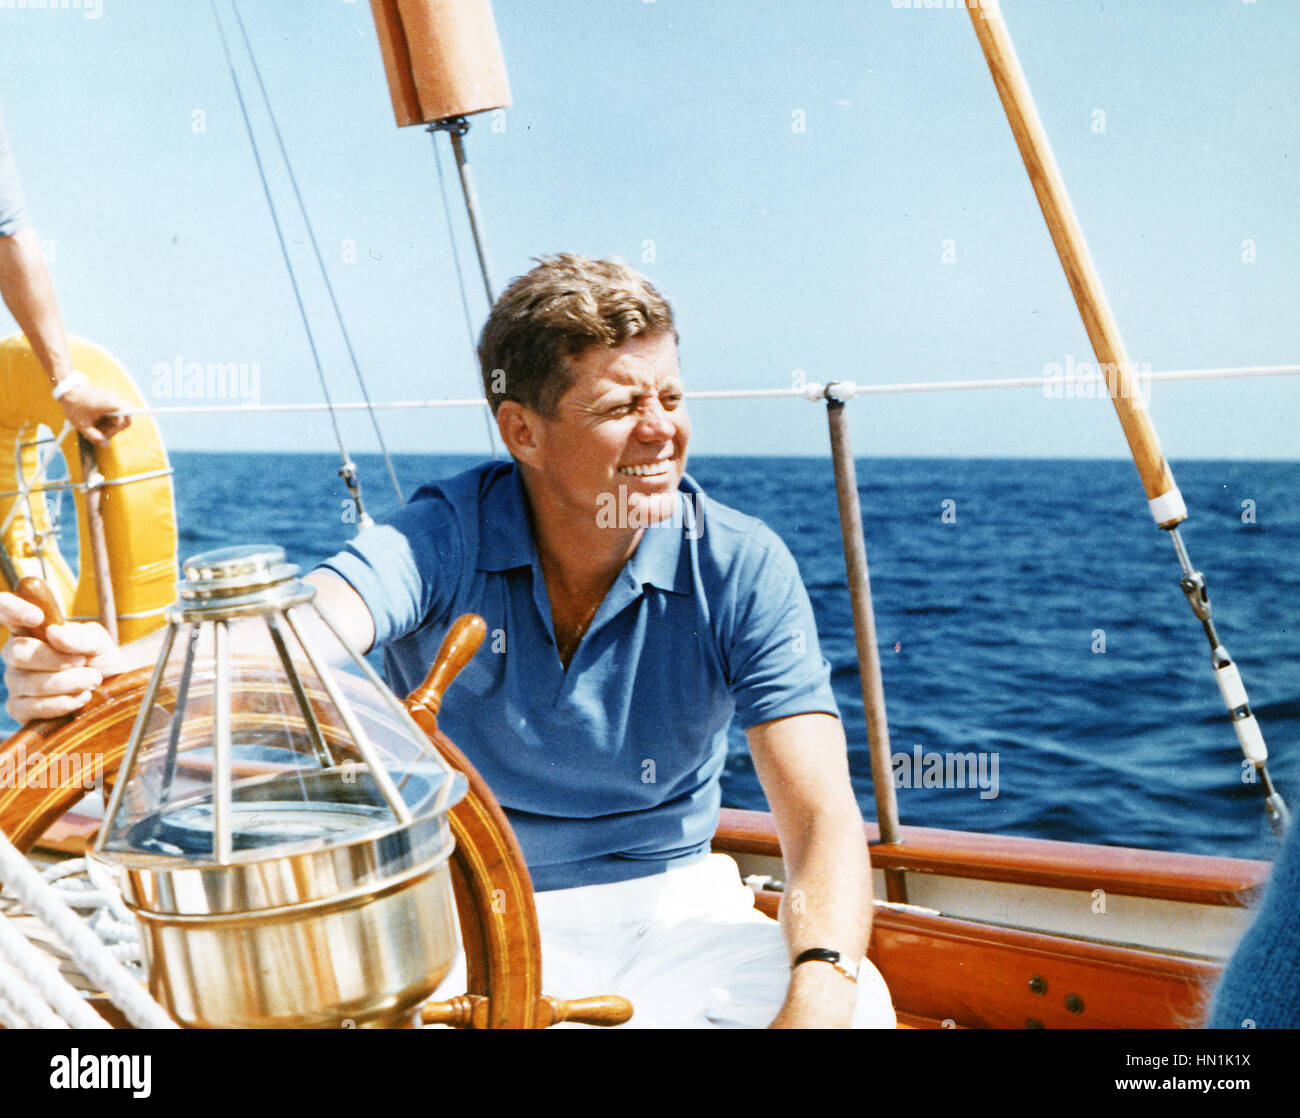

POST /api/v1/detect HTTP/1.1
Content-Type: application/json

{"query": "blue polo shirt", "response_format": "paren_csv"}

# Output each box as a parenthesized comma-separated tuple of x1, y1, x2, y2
(321, 461, 839, 890)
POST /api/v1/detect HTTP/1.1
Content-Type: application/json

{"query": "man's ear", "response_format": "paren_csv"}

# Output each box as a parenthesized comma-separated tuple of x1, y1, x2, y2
(496, 401, 542, 465)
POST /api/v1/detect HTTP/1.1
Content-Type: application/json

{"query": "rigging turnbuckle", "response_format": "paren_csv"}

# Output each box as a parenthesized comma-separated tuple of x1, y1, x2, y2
(339, 459, 374, 533)
(1170, 530, 1289, 834)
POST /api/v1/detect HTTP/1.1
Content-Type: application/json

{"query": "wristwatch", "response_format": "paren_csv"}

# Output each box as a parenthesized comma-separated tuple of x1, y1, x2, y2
(791, 947, 859, 984)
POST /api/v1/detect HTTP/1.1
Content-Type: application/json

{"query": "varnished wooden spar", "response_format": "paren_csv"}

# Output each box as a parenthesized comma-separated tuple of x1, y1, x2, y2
(965, 2, 1184, 527)
(966, 4, 1289, 831)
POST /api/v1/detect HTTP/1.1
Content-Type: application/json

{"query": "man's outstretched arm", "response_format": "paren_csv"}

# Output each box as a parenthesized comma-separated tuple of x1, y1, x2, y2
(746, 711, 875, 1028)
(0, 569, 375, 724)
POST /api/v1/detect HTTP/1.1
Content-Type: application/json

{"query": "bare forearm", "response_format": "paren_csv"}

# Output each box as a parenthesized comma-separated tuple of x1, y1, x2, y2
(747, 713, 875, 1027)
(779, 805, 874, 963)
(770, 802, 873, 1025)
(0, 228, 73, 383)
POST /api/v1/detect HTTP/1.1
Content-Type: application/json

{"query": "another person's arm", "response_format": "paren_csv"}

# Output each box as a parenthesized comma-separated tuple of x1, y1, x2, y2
(1207, 820, 1300, 1029)
(0, 570, 373, 724)
(0, 226, 131, 445)
(747, 712, 872, 1029)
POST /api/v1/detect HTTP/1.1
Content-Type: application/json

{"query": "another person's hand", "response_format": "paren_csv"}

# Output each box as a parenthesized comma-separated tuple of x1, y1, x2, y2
(56, 379, 132, 445)
(0, 591, 121, 723)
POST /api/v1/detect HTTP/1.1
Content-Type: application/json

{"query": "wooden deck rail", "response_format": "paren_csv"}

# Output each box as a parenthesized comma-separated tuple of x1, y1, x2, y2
(716, 807, 1270, 908)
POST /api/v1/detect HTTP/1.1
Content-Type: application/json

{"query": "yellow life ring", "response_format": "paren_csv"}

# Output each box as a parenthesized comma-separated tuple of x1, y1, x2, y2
(0, 334, 177, 646)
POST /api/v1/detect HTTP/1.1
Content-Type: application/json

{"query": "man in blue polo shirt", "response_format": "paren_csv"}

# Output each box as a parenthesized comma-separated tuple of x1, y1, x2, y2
(1, 254, 894, 1028)
(318, 255, 893, 1027)
(324, 451, 833, 893)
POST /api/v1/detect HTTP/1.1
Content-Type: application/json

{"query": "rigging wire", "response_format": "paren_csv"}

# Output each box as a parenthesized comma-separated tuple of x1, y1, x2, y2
(228, 0, 404, 507)
(431, 129, 500, 458)
(0, 424, 70, 541)
(207, 0, 372, 528)
(110, 362, 1300, 415)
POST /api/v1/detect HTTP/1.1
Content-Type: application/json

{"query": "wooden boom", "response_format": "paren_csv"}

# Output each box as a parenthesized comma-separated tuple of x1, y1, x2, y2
(967, 2, 1186, 529)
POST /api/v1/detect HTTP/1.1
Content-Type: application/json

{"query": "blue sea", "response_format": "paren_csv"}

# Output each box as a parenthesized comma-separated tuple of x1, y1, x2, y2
(5, 452, 1298, 862)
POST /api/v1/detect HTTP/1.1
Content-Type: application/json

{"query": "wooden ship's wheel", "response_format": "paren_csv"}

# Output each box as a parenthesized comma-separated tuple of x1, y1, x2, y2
(0, 615, 630, 1030)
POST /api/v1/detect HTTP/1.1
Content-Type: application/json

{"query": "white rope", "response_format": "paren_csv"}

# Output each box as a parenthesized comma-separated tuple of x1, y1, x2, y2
(0, 828, 177, 1028)
(0, 983, 30, 1028)
(0, 909, 109, 1028)
(0, 964, 65, 1028)
(41, 857, 144, 967)
(107, 362, 1300, 415)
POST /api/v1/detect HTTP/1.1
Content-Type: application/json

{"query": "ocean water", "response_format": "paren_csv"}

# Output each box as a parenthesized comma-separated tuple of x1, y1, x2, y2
(5, 451, 1298, 862)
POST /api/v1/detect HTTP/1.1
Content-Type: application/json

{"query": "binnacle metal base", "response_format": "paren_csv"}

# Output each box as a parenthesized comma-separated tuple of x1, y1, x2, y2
(129, 855, 458, 1029)
(94, 769, 466, 1030)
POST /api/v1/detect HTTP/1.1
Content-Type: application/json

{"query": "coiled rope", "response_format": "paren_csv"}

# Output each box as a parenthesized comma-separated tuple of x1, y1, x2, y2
(0, 827, 175, 1029)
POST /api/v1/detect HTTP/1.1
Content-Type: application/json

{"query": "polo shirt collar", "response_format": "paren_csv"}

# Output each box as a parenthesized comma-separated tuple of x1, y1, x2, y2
(476, 464, 536, 572)
(620, 492, 692, 596)
(476, 464, 693, 596)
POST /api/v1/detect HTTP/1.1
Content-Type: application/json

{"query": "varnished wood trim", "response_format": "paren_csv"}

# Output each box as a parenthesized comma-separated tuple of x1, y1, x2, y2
(866, 901, 1218, 1029)
(716, 807, 1268, 907)
(747, 886, 1215, 1029)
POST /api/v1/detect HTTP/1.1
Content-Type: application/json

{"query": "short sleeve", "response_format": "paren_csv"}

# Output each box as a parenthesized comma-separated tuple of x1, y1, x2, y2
(0, 111, 32, 239)
(723, 527, 840, 729)
(317, 490, 462, 648)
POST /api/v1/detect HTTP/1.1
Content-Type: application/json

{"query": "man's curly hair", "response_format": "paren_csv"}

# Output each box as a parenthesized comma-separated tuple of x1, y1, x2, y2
(477, 254, 677, 416)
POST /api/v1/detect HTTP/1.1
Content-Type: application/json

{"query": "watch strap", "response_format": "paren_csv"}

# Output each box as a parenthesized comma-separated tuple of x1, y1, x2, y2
(791, 947, 859, 984)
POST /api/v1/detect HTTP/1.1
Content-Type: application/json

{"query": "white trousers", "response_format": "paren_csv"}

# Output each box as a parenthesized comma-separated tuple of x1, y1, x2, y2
(435, 854, 896, 1029)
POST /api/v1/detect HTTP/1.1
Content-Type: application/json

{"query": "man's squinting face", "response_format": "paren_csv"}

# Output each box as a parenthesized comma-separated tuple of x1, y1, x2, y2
(531, 331, 690, 527)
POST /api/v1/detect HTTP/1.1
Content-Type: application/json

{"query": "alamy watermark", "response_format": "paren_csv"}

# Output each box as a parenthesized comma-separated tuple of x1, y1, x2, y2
(1041, 354, 1151, 409)
(595, 484, 703, 539)
(891, 744, 999, 800)
(151, 354, 261, 405)
(0, 743, 104, 791)
(890, 0, 998, 17)
(0, 0, 102, 18)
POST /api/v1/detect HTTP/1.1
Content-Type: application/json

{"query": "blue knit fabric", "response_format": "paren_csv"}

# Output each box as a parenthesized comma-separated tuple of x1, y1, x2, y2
(322, 462, 839, 891)
(1208, 821, 1300, 1028)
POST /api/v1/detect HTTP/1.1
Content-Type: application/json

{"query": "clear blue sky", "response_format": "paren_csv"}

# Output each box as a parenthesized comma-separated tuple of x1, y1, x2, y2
(2, 0, 1297, 460)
